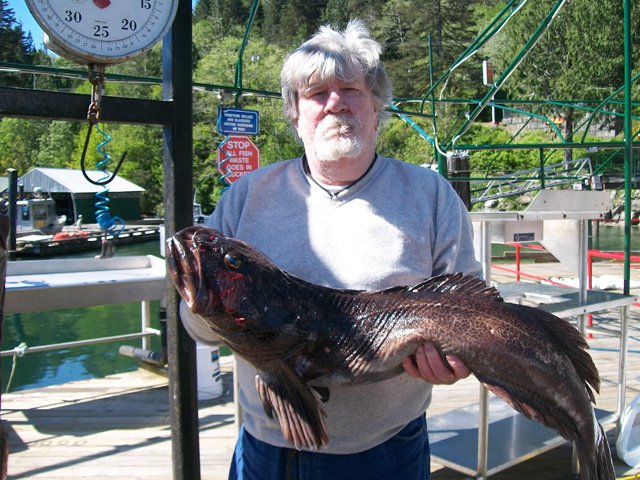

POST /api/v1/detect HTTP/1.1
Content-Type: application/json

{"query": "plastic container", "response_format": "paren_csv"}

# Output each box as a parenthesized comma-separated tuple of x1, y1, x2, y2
(617, 394, 640, 467)
(195, 342, 224, 400)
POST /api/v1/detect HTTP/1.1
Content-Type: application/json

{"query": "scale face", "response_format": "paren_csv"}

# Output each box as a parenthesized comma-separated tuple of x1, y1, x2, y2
(26, 0, 178, 64)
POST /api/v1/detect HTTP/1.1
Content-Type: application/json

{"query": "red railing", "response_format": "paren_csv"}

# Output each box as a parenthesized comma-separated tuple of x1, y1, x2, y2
(587, 250, 640, 307)
(495, 243, 640, 338)
(492, 263, 573, 288)
(501, 243, 640, 297)
(503, 243, 547, 282)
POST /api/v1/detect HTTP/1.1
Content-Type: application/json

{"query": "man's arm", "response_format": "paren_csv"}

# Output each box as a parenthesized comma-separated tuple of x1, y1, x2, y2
(179, 300, 222, 346)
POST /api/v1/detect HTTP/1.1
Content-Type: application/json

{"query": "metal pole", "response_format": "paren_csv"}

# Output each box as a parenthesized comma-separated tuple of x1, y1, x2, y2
(623, 0, 632, 296)
(477, 220, 492, 478)
(538, 148, 545, 190)
(617, 0, 632, 437)
(163, 1, 200, 479)
(142, 300, 151, 351)
(428, 36, 443, 173)
(0, 331, 159, 357)
(618, 305, 630, 426)
(7, 169, 17, 261)
(577, 219, 588, 335)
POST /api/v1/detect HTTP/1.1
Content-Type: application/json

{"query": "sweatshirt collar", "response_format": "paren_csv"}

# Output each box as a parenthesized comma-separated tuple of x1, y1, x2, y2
(301, 154, 378, 198)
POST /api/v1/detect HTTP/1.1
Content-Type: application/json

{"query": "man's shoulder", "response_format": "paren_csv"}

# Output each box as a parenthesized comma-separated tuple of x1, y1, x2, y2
(231, 157, 301, 186)
(378, 155, 446, 184)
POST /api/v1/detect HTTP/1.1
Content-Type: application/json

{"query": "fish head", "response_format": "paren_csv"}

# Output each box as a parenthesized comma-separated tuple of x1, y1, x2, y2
(166, 226, 281, 334)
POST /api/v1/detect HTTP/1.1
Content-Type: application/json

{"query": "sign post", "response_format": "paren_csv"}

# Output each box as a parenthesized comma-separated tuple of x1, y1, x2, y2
(217, 135, 260, 184)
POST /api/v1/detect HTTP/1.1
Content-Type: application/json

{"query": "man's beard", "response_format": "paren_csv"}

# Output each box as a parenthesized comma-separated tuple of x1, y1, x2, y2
(311, 114, 363, 161)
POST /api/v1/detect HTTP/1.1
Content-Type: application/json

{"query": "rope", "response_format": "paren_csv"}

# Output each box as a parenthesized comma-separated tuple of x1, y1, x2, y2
(5, 342, 27, 393)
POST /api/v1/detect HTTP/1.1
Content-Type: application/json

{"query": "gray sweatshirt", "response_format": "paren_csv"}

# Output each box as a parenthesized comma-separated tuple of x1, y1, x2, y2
(183, 154, 482, 454)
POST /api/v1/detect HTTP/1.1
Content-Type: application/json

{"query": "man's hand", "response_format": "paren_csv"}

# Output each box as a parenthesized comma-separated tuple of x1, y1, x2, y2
(402, 343, 470, 385)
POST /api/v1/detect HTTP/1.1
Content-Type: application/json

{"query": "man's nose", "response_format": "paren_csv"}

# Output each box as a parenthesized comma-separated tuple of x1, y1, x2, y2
(324, 90, 348, 113)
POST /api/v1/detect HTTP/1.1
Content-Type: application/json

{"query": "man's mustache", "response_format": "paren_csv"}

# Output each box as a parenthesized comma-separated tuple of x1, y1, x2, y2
(319, 115, 361, 135)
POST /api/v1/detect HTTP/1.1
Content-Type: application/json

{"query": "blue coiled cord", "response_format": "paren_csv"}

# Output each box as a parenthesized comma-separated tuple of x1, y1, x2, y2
(217, 135, 233, 190)
(94, 124, 125, 235)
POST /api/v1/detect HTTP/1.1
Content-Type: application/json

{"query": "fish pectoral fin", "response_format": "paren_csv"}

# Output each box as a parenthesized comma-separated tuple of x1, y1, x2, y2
(255, 366, 328, 450)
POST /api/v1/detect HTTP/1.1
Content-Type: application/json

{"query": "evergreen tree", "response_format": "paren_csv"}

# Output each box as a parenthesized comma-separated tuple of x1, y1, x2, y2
(0, 0, 36, 87)
(322, 0, 351, 26)
(193, 0, 215, 21)
(373, 0, 481, 100)
(488, 0, 638, 163)
(322, 0, 386, 29)
(194, 0, 250, 29)
(261, 0, 327, 47)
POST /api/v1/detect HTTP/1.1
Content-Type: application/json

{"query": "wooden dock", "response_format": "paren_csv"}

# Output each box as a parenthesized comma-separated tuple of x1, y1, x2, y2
(4, 262, 640, 479)
(2, 361, 237, 479)
(15, 225, 160, 257)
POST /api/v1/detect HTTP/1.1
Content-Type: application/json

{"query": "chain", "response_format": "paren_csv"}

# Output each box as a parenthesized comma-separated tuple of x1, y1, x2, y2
(87, 63, 106, 124)
(79, 62, 127, 187)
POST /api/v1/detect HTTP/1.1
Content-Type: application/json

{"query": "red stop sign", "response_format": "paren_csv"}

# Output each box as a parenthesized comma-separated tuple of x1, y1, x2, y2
(217, 135, 260, 183)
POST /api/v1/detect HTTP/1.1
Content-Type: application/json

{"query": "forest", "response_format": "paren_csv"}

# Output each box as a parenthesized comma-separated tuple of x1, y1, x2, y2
(0, 0, 638, 216)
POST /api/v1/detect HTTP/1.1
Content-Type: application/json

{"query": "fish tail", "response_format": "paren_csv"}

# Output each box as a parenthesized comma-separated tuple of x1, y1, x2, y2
(576, 423, 615, 480)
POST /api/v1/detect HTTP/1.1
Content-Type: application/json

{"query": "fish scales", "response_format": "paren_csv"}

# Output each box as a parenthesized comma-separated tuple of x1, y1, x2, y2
(168, 226, 614, 479)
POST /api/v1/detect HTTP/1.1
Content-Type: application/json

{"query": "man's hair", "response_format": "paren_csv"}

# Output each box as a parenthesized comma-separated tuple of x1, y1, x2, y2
(280, 19, 393, 128)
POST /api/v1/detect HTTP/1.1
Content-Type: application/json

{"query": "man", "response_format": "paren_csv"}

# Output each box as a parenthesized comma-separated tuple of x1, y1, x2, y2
(182, 19, 482, 479)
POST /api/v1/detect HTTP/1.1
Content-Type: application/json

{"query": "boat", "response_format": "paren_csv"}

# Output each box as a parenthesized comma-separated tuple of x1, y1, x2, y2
(193, 203, 210, 225)
(16, 195, 66, 236)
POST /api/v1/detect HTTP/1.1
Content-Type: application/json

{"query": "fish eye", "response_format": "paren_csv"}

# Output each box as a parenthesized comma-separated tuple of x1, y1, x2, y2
(224, 253, 242, 270)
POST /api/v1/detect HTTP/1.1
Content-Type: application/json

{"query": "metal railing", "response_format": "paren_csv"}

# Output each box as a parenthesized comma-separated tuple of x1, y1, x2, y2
(471, 156, 593, 204)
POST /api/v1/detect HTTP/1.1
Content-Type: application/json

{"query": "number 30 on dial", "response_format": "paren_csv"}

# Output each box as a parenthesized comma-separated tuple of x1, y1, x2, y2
(26, 0, 178, 64)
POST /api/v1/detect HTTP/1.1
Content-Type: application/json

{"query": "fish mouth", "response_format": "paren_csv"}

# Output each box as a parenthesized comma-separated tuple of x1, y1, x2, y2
(166, 227, 216, 315)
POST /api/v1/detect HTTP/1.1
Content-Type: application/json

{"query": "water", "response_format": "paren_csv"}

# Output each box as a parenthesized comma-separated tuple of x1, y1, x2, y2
(492, 223, 638, 260)
(592, 223, 640, 251)
(1, 240, 164, 393)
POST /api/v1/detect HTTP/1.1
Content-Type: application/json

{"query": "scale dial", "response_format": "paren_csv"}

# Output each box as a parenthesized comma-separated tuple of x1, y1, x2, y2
(26, 0, 178, 64)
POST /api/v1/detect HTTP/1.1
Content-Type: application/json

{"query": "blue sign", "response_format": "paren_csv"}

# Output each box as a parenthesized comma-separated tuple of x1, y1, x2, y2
(217, 108, 260, 136)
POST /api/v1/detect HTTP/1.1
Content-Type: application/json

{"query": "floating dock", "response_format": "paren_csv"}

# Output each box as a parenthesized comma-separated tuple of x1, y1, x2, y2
(15, 225, 161, 257)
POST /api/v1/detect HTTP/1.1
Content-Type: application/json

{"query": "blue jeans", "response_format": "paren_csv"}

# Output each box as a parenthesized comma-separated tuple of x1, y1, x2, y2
(228, 415, 430, 480)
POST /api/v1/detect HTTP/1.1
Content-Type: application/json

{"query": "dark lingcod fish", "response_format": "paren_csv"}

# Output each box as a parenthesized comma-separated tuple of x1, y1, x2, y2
(167, 226, 614, 480)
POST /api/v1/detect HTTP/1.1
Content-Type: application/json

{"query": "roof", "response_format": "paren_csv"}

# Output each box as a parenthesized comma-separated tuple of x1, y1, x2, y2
(17, 168, 145, 194)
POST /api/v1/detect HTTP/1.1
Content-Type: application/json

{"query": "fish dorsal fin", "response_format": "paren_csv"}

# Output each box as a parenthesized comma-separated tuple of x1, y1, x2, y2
(515, 303, 600, 399)
(407, 273, 502, 300)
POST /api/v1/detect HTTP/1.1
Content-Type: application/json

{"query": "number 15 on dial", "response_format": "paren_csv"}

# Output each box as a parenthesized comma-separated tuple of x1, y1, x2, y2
(26, 0, 178, 65)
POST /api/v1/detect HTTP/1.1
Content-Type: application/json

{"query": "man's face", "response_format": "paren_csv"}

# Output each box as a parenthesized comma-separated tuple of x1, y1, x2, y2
(294, 76, 379, 162)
